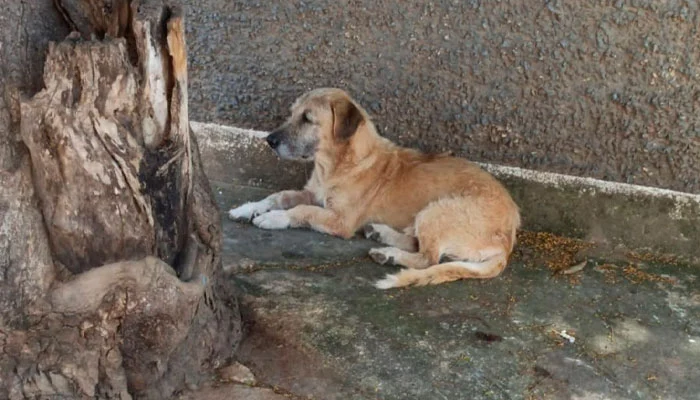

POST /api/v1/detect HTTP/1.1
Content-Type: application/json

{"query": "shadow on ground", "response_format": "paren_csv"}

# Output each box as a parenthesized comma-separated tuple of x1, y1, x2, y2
(213, 182, 700, 400)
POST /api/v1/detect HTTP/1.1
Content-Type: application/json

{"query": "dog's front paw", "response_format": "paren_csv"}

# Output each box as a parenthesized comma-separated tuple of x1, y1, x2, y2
(368, 247, 396, 265)
(228, 200, 271, 221)
(252, 210, 291, 230)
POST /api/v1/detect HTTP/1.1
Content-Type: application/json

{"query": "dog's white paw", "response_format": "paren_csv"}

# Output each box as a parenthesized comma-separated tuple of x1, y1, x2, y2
(374, 274, 399, 290)
(364, 224, 397, 243)
(368, 247, 398, 265)
(228, 200, 271, 221)
(363, 224, 380, 240)
(252, 210, 291, 230)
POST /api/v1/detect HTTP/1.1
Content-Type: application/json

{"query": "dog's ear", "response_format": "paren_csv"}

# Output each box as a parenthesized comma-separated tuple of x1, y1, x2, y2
(331, 97, 363, 141)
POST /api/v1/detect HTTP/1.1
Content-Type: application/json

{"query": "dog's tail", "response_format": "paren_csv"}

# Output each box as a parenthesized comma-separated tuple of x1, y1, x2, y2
(374, 254, 507, 290)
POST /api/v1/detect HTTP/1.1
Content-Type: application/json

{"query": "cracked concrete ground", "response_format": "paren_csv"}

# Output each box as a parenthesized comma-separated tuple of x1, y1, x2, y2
(202, 182, 699, 400)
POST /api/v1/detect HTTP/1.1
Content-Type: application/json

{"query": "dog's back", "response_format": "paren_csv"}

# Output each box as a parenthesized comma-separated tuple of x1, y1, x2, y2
(365, 148, 518, 232)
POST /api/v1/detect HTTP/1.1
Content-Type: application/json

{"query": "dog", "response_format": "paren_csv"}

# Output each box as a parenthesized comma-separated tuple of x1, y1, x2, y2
(228, 88, 520, 289)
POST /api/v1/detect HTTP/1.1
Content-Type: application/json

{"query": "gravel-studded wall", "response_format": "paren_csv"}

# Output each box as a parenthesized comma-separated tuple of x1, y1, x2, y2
(185, 0, 700, 194)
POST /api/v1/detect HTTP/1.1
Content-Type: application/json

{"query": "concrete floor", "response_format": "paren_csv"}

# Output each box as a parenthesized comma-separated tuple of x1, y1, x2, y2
(213, 182, 699, 400)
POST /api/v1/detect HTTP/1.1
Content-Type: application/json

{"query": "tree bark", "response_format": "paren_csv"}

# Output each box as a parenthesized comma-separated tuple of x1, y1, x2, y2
(0, 1, 241, 398)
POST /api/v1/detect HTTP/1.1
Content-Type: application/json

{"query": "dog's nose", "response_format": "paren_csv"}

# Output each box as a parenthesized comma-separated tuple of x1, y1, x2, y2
(266, 132, 281, 149)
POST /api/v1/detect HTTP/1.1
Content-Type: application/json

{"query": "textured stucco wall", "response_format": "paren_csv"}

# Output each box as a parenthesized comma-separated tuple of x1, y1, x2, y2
(185, 0, 700, 194)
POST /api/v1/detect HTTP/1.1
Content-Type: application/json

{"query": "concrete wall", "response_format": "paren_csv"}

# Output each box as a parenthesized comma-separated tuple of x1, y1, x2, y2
(185, 0, 700, 194)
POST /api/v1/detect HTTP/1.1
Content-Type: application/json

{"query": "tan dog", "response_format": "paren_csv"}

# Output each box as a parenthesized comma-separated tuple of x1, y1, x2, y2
(229, 88, 520, 289)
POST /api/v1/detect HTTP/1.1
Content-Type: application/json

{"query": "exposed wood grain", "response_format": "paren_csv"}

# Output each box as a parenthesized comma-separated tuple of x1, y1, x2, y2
(2, 1, 241, 398)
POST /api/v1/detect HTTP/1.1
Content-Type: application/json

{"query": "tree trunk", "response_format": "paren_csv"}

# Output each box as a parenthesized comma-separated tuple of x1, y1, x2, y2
(0, 1, 241, 398)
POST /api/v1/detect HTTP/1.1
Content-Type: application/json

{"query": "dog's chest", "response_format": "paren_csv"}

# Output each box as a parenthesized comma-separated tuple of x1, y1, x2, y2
(312, 184, 349, 210)
(307, 170, 362, 211)
(314, 188, 327, 207)
(315, 185, 336, 208)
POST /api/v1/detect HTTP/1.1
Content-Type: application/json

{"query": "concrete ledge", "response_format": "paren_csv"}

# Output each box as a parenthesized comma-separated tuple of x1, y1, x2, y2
(193, 122, 311, 190)
(193, 121, 700, 262)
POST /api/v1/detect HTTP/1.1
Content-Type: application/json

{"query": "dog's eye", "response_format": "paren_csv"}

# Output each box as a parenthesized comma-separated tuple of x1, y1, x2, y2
(302, 112, 312, 124)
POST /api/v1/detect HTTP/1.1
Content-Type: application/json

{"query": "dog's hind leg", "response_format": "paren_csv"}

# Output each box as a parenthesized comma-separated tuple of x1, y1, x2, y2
(364, 224, 418, 251)
(371, 195, 519, 289)
(368, 247, 430, 269)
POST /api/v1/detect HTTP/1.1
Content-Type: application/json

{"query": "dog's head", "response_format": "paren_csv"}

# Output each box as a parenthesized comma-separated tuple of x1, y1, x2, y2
(265, 88, 366, 161)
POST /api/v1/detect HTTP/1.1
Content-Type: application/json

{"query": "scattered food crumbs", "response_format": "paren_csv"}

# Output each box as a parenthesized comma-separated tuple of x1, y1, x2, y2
(594, 263, 619, 284)
(626, 250, 682, 266)
(514, 231, 593, 284)
(514, 231, 684, 287)
(621, 264, 677, 285)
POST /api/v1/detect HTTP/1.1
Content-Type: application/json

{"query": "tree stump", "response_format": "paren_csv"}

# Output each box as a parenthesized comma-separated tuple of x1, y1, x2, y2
(0, 1, 241, 398)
